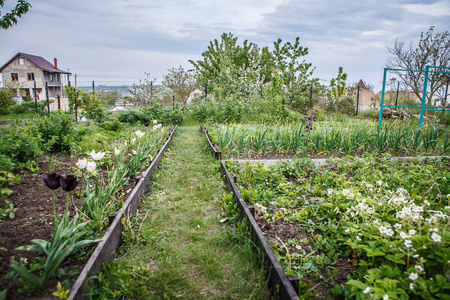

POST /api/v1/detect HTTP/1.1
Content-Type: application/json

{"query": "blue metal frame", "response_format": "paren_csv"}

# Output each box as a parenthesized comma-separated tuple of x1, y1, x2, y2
(378, 66, 450, 130)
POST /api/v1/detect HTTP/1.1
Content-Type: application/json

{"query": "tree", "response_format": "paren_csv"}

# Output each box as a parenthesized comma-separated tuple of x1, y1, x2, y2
(162, 66, 197, 106)
(386, 26, 450, 105)
(0, 89, 16, 114)
(128, 74, 158, 107)
(272, 37, 315, 107)
(327, 66, 348, 112)
(0, 0, 31, 29)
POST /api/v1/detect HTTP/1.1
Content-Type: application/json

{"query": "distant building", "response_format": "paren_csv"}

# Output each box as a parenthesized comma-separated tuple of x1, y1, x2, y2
(0, 52, 71, 103)
(347, 79, 375, 110)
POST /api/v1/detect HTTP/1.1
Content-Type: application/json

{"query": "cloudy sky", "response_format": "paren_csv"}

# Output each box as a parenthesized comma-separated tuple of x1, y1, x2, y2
(1, 0, 449, 92)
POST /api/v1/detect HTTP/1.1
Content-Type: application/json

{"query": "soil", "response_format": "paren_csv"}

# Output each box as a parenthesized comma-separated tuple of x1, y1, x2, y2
(254, 206, 356, 299)
(0, 154, 134, 299)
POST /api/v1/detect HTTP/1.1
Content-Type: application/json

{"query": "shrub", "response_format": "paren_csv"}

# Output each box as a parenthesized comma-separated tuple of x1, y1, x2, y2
(117, 110, 142, 124)
(0, 126, 42, 171)
(98, 117, 122, 131)
(0, 90, 17, 115)
(34, 111, 76, 153)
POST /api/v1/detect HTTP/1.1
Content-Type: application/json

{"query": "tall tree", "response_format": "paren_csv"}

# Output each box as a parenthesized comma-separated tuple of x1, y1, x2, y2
(386, 26, 450, 105)
(272, 37, 315, 107)
(0, 0, 31, 29)
(162, 66, 197, 106)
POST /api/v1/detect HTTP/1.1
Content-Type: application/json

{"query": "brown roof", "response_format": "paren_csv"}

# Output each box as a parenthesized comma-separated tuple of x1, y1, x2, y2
(0, 52, 71, 74)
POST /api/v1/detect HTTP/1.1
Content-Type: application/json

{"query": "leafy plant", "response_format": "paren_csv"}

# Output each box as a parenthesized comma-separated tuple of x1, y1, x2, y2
(33, 111, 76, 153)
(10, 212, 101, 294)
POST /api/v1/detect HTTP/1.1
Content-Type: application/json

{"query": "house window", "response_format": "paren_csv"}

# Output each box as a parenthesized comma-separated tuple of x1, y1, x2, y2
(11, 73, 19, 81)
(50, 74, 53, 81)
(19, 58, 24, 65)
(27, 73, 35, 81)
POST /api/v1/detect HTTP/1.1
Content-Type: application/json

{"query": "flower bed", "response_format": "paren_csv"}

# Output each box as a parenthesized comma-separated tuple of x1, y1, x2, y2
(225, 156, 449, 299)
(0, 123, 171, 299)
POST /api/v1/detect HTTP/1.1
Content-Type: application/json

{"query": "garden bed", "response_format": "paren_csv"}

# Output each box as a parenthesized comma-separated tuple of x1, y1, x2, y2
(0, 126, 176, 300)
(224, 156, 449, 299)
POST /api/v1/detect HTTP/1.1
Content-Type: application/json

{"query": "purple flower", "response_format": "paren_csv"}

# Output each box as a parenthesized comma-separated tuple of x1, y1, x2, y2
(304, 108, 308, 112)
(301, 119, 305, 123)
(44, 173, 61, 190)
(60, 174, 78, 192)
(144, 122, 149, 127)
(307, 117, 311, 121)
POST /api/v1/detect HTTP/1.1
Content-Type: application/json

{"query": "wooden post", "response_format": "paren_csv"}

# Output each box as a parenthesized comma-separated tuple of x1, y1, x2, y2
(45, 82, 50, 114)
(309, 83, 313, 108)
(34, 80, 37, 109)
(395, 81, 400, 107)
(172, 95, 175, 109)
(75, 91, 78, 122)
(355, 85, 360, 116)
(204, 82, 207, 100)
(92, 81, 95, 96)
(57, 95, 61, 110)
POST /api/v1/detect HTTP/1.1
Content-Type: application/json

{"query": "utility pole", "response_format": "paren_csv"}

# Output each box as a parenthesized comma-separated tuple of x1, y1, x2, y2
(355, 85, 360, 116)
(34, 81, 37, 109)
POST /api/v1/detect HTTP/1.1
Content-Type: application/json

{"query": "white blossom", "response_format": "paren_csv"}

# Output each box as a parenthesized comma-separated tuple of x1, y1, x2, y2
(76, 158, 87, 169)
(86, 161, 96, 173)
(431, 232, 442, 242)
(363, 287, 370, 294)
(90, 150, 105, 161)
(409, 273, 418, 281)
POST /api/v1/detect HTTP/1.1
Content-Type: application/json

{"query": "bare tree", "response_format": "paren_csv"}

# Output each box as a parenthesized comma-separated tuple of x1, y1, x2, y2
(162, 66, 197, 106)
(386, 26, 450, 105)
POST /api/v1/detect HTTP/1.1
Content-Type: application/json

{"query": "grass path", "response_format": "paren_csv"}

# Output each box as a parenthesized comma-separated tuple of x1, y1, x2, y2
(93, 126, 269, 299)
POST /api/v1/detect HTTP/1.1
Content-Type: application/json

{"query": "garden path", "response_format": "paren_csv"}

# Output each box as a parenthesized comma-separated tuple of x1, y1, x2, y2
(94, 126, 269, 299)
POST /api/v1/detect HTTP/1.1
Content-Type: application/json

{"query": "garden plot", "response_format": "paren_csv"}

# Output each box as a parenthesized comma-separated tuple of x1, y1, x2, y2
(0, 122, 169, 300)
(208, 119, 450, 159)
(226, 156, 449, 299)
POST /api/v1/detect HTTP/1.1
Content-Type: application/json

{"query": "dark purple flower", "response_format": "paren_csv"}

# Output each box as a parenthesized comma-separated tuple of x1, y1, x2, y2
(44, 173, 61, 190)
(307, 117, 311, 121)
(301, 119, 305, 123)
(144, 122, 149, 127)
(304, 108, 308, 112)
(60, 174, 78, 192)
(311, 112, 317, 115)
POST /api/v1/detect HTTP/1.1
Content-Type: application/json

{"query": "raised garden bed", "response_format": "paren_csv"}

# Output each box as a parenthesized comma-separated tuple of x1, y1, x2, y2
(0, 126, 176, 300)
(224, 156, 449, 299)
(200, 125, 221, 160)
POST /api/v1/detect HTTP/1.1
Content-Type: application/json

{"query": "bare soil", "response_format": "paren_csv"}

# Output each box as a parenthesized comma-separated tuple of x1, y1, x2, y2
(0, 154, 134, 299)
(254, 206, 356, 299)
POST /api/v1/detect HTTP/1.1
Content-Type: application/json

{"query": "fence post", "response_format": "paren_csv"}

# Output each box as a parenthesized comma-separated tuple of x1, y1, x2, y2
(45, 81, 50, 114)
(34, 80, 38, 109)
(309, 83, 313, 108)
(355, 85, 360, 116)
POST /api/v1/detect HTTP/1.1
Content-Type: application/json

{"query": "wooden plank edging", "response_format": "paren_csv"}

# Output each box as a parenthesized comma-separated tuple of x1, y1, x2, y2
(200, 125, 221, 160)
(220, 161, 300, 300)
(67, 125, 177, 300)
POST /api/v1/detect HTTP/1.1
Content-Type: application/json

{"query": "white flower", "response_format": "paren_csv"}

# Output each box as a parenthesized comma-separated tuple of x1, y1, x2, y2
(379, 226, 388, 234)
(431, 232, 442, 242)
(394, 223, 402, 230)
(376, 180, 382, 186)
(415, 265, 423, 272)
(373, 219, 379, 225)
(131, 150, 137, 156)
(135, 130, 145, 138)
(114, 147, 120, 156)
(399, 231, 409, 239)
(409, 273, 418, 281)
(343, 189, 350, 196)
(328, 188, 333, 195)
(356, 236, 361, 241)
(409, 229, 416, 235)
(424, 200, 430, 206)
(383, 295, 389, 300)
(429, 228, 439, 233)
(76, 158, 87, 169)
(86, 161, 96, 173)
(405, 240, 412, 248)
(410, 283, 414, 290)
(385, 229, 394, 237)
(153, 119, 158, 124)
(363, 287, 370, 294)
(345, 228, 350, 233)
(413, 254, 420, 258)
(131, 138, 136, 145)
(124, 141, 127, 146)
(90, 150, 105, 161)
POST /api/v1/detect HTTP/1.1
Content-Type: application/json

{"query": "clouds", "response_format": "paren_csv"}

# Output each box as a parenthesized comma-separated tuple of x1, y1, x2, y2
(0, 0, 449, 90)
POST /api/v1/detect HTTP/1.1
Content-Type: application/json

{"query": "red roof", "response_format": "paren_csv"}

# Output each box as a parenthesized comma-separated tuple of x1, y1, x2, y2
(0, 52, 71, 74)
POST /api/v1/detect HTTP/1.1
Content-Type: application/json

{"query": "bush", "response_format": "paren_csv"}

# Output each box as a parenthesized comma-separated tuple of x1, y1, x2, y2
(117, 110, 142, 124)
(0, 90, 17, 115)
(98, 117, 122, 131)
(0, 126, 42, 171)
(34, 111, 76, 153)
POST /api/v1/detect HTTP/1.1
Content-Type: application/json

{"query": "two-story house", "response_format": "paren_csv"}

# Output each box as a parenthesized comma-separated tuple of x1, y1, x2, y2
(0, 52, 71, 102)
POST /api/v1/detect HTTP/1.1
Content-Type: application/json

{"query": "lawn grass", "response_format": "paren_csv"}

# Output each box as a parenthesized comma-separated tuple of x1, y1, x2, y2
(91, 126, 270, 299)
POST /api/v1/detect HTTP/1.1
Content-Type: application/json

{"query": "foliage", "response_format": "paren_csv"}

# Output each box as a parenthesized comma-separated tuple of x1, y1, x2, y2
(0, 125, 42, 171)
(386, 26, 450, 105)
(0, 0, 31, 29)
(0, 89, 16, 115)
(0, 170, 19, 222)
(128, 74, 159, 107)
(228, 156, 449, 299)
(162, 66, 197, 106)
(326, 66, 348, 113)
(10, 212, 101, 294)
(33, 111, 76, 153)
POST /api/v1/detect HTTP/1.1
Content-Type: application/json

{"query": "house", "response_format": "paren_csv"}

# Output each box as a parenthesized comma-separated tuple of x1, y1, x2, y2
(0, 52, 71, 103)
(347, 79, 375, 110)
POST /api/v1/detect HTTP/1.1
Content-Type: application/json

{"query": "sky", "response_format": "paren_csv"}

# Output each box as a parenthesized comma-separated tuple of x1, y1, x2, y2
(0, 0, 449, 92)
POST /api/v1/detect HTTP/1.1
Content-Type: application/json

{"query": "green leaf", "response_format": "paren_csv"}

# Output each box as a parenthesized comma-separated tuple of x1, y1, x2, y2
(345, 279, 367, 290)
